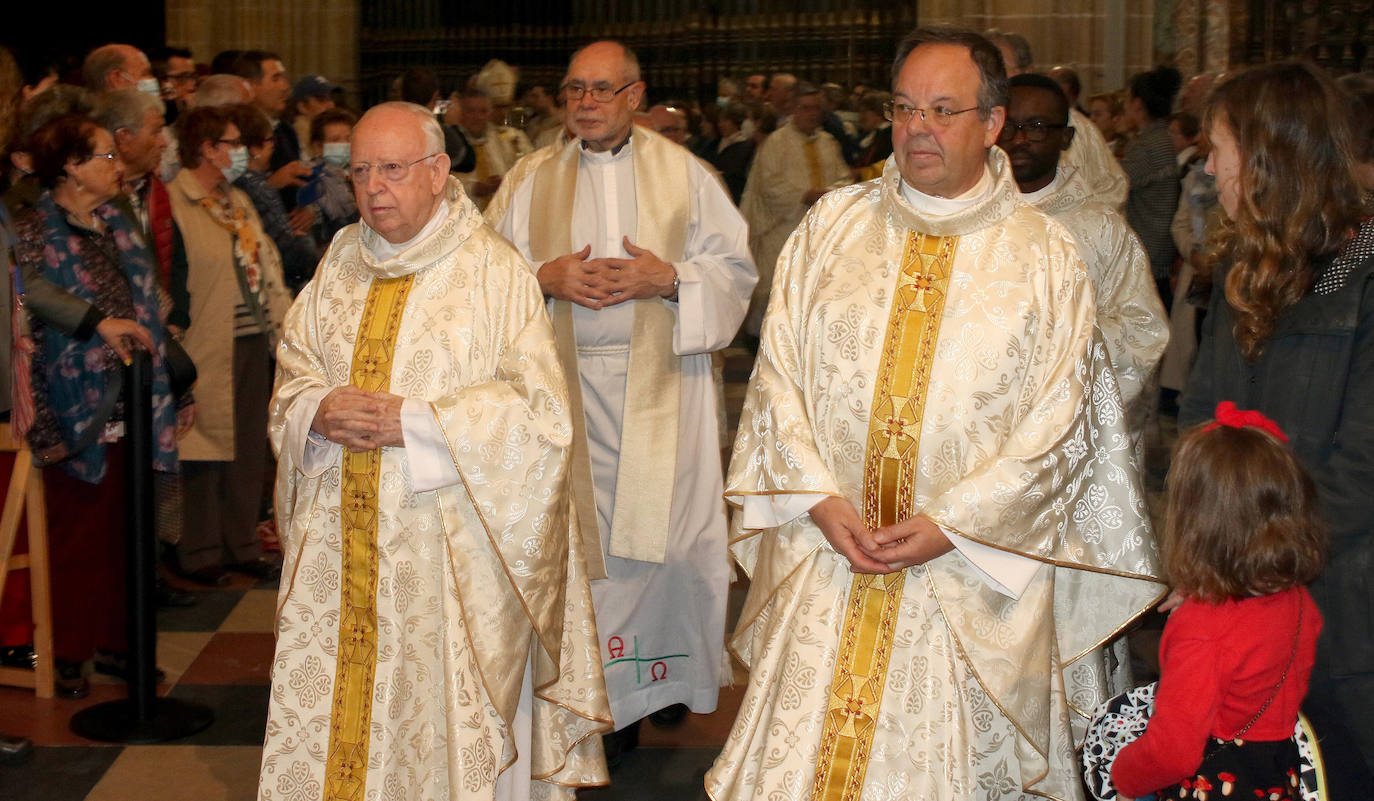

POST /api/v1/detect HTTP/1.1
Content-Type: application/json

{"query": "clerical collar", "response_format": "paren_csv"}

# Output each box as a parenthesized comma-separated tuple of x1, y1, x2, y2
(364, 199, 450, 261)
(1019, 169, 1064, 205)
(899, 166, 994, 217)
(581, 127, 633, 158)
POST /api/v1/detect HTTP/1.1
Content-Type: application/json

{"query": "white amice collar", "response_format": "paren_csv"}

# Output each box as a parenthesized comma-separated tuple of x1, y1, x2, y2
(364, 199, 451, 262)
(899, 166, 995, 218)
(1019, 169, 1064, 206)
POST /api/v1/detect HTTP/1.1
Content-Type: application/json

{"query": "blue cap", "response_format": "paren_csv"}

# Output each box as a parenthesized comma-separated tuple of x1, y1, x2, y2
(292, 75, 337, 100)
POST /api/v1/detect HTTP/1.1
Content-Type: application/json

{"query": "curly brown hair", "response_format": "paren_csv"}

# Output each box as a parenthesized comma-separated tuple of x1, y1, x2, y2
(1203, 61, 1367, 361)
(1164, 421, 1327, 603)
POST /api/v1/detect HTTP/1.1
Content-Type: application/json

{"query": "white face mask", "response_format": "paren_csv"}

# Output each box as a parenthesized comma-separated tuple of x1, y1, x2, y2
(221, 146, 249, 183)
(137, 77, 161, 99)
(321, 142, 350, 168)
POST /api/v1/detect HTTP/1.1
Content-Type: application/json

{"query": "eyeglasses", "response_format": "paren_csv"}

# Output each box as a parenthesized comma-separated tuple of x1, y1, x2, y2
(560, 81, 637, 104)
(883, 101, 981, 126)
(166, 72, 197, 84)
(347, 153, 440, 183)
(84, 152, 117, 164)
(217, 138, 243, 147)
(997, 120, 1069, 144)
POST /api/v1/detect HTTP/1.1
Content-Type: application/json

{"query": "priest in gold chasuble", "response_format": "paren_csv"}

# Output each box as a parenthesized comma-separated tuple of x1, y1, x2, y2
(706, 29, 1163, 801)
(260, 103, 610, 801)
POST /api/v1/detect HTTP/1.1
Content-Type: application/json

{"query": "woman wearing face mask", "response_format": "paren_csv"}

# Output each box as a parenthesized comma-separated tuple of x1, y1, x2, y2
(225, 103, 319, 292)
(303, 106, 358, 250)
(10, 114, 195, 698)
(1179, 61, 1374, 797)
(166, 104, 292, 589)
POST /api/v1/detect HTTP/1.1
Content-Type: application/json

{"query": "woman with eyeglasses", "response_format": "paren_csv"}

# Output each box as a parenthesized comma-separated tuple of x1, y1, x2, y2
(166, 105, 291, 589)
(9, 113, 195, 698)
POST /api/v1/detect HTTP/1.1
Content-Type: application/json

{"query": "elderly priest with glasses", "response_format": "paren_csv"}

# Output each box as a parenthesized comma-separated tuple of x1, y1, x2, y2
(260, 101, 611, 801)
(705, 27, 1163, 801)
(491, 40, 756, 765)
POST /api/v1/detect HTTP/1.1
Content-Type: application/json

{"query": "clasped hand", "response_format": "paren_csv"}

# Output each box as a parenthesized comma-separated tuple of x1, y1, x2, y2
(537, 236, 677, 310)
(809, 496, 954, 574)
(310, 386, 405, 452)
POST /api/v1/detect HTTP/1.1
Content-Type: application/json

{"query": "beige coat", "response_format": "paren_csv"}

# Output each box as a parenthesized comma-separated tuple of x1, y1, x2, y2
(167, 169, 290, 461)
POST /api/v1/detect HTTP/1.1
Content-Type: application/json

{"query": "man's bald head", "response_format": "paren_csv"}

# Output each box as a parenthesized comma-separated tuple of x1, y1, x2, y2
(766, 72, 797, 111)
(648, 104, 688, 145)
(567, 41, 641, 85)
(83, 44, 152, 93)
(189, 74, 253, 108)
(351, 102, 451, 244)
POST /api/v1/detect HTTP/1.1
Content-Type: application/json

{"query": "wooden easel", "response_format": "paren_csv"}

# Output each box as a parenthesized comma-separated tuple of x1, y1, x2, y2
(0, 423, 53, 698)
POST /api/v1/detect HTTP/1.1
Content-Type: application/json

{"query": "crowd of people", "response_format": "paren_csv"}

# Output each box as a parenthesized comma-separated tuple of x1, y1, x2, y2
(0, 22, 1370, 801)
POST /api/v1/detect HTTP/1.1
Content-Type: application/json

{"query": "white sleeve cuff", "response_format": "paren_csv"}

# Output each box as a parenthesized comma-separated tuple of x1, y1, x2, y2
(290, 386, 339, 478)
(401, 399, 462, 493)
(739, 493, 827, 530)
(941, 526, 1042, 599)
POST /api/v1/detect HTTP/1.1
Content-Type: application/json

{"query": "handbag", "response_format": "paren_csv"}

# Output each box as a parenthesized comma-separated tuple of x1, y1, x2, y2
(1082, 603, 1320, 801)
(162, 337, 197, 397)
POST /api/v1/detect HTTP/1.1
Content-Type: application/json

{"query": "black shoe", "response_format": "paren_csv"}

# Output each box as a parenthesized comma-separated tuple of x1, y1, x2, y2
(180, 566, 230, 587)
(0, 734, 32, 765)
(55, 661, 88, 700)
(155, 577, 197, 608)
(228, 557, 281, 581)
(0, 644, 35, 670)
(92, 650, 165, 684)
(601, 720, 640, 771)
(648, 703, 689, 728)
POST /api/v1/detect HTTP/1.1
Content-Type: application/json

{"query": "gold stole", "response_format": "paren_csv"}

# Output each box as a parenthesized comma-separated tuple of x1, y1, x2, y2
(526, 131, 689, 571)
(810, 231, 958, 801)
(323, 274, 416, 801)
(802, 135, 824, 188)
(473, 141, 491, 182)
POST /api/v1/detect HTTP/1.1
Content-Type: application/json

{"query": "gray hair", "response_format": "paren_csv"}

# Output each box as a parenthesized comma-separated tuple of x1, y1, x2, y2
(567, 41, 641, 85)
(359, 101, 445, 156)
(190, 74, 252, 108)
(983, 29, 1033, 71)
(93, 88, 164, 136)
(82, 44, 141, 92)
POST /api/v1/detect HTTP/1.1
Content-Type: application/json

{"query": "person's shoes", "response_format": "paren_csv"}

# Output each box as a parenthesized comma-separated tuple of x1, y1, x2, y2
(0, 644, 36, 670)
(92, 650, 165, 684)
(55, 661, 88, 700)
(648, 703, 689, 728)
(180, 566, 230, 587)
(601, 720, 640, 771)
(228, 557, 281, 581)
(0, 733, 32, 765)
(155, 577, 197, 608)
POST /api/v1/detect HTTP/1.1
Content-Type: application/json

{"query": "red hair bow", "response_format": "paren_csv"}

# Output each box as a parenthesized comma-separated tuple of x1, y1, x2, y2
(1203, 401, 1288, 442)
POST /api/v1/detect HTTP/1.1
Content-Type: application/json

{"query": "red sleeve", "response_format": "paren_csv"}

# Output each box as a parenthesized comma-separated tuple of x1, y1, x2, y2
(1111, 607, 1224, 796)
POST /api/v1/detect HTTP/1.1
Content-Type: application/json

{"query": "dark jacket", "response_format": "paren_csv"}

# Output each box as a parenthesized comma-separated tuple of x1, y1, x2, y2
(1180, 219, 1374, 682)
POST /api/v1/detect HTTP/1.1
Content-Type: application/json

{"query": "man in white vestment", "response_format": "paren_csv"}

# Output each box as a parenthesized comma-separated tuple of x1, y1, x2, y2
(706, 28, 1164, 801)
(451, 87, 533, 211)
(1001, 73, 1168, 442)
(988, 30, 1128, 209)
(261, 102, 610, 801)
(491, 41, 757, 763)
(739, 82, 851, 337)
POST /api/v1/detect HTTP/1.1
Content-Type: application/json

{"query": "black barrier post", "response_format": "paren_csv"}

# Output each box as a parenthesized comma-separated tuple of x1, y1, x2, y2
(70, 350, 214, 743)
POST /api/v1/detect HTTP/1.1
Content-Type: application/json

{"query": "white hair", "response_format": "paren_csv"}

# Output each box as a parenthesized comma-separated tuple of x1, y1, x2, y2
(189, 74, 251, 108)
(93, 87, 164, 134)
(360, 101, 445, 156)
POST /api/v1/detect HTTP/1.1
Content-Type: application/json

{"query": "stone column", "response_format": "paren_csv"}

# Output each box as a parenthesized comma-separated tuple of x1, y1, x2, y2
(165, 0, 360, 102)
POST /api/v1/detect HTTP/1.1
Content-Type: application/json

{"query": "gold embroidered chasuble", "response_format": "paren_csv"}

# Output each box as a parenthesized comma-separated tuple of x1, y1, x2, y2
(524, 128, 691, 569)
(706, 152, 1165, 801)
(262, 182, 610, 801)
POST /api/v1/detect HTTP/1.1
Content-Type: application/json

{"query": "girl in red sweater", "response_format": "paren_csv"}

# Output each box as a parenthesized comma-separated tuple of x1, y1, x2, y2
(1111, 402, 1326, 800)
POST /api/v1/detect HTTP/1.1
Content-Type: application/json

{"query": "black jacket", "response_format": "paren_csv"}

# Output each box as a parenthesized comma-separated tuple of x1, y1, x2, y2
(1180, 219, 1374, 681)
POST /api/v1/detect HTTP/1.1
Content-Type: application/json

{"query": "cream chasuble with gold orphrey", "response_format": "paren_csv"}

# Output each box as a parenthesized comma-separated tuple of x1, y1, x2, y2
(262, 183, 610, 801)
(707, 152, 1165, 801)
